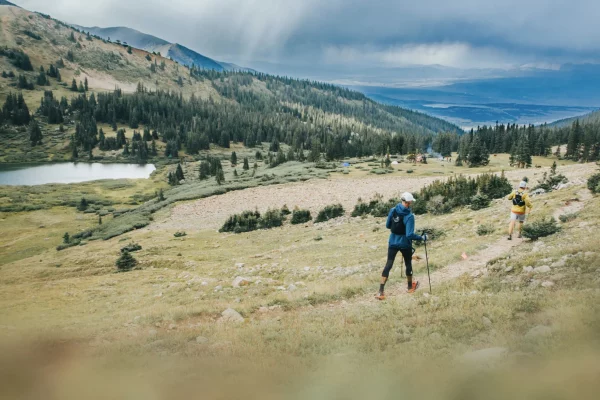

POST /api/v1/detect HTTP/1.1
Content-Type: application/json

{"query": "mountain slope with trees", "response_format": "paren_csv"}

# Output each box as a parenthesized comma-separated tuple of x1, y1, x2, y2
(0, 4, 464, 165)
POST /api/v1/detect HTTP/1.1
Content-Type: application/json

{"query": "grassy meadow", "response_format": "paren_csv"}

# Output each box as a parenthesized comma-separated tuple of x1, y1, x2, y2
(0, 152, 598, 398)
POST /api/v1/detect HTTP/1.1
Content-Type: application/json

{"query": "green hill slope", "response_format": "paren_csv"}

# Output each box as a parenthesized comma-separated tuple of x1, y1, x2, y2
(0, 4, 462, 165)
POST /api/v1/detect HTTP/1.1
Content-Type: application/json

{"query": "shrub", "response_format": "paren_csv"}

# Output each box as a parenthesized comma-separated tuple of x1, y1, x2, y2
(121, 243, 142, 253)
(414, 226, 445, 246)
(220, 210, 261, 233)
(260, 208, 284, 229)
(521, 218, 561, 241)
(588, 173, 600, 194)
(174, 231, 187, 237)
(281, 204, 291, 216)
(426, 195, 452, 215)
(351, 194, 398, 218)
(558, 213, 577, 223)
(411, 197, 427, 215)
(470, 193, 491, 210)
(476, 224, 495, 236)
(116, 251, 137, 271)
(406, 169, 414, 174)
(315, 204, 345, 223)
(291, 209, 312, 224)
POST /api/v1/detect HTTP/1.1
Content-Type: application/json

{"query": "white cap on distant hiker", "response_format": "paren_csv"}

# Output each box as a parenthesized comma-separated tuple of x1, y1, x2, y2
(401, 192, 415, 202)
(519, 181, 527, 188)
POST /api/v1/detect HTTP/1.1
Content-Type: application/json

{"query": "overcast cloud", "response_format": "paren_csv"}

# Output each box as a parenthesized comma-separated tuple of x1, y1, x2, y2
(13, 0, 600, 69)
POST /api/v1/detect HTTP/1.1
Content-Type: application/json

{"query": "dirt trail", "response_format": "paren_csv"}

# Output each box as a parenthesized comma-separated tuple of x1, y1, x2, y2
(380, 187, 593, 299)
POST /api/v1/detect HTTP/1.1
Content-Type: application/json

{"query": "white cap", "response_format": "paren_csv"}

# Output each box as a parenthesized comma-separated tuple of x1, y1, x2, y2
(519, 181, 527, 188)
(401, 192, 415, 202)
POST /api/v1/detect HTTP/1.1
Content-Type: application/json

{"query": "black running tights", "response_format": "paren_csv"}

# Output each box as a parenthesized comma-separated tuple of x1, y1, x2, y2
(381, 247, 413, 278)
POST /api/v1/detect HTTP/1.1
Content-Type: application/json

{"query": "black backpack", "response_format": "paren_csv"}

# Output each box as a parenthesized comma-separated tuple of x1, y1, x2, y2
(512, 191, 526, 207)
(390, 210, 406, 235)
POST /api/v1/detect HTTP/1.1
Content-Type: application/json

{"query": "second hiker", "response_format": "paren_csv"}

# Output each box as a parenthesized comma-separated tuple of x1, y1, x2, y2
(376, 192, 426, 300)
(507, 180, 533, 240)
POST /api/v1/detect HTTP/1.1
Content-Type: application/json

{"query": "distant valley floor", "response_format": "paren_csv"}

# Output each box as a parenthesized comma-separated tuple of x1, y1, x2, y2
(352, 85, 598, 129)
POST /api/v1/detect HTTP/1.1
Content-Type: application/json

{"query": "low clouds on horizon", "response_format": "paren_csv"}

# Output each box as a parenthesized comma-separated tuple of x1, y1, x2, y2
(15, 0, 600, 69)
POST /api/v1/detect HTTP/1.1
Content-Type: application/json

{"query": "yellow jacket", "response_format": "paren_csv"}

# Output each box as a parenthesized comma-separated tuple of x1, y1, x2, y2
(507, 190, 533, 215)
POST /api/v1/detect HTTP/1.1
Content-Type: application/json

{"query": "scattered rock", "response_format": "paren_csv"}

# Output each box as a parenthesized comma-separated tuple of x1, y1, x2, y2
(533, 265, 551, 274)
(504, 266, 514, 273)
(531, 188, 546, 196)
(232, 277, 251, 287)
(303, 267, 311, 271)
(525, 325, 553, 339)
(460, 347, 509, 367)
(258, 306, 269, 313)
(168, 324, 177, 330)
(235, 263, 245, 269)
(482, 317, 492, 327)
(195, 336, 209, 344)
(523, 266, 534, 273)
(219, 308, 244, 324)
(287, 284, 298, 292)
(471, 270, 482, 278)
(541, 281, 555, 288)
(214, 285, 223, 291)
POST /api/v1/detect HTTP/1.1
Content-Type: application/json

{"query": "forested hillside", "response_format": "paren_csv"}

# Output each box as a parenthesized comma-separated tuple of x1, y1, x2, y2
(550, 109, 600, 128)
(0, 4, 462, 164)
(433, 120, 600, 168)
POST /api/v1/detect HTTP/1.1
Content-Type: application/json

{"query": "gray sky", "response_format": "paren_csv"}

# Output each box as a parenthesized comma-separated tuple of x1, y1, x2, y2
(13, 0, 600, 70)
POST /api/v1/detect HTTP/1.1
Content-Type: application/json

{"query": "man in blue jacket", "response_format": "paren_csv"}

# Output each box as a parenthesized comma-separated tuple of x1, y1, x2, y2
(376, 192, 426, 300)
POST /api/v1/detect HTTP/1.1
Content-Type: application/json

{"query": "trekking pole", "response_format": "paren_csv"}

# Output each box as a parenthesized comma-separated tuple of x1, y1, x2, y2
(422, 232, 432, 294)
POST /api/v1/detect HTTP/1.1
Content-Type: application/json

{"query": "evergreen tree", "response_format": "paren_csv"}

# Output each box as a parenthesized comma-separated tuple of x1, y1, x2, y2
(308, 139, 321, 162)
(566, 120, 583, 160)
(243, 157, 250, 170)
(515, 133, 532, 168)
(63, 232, 70, 244)
(36, 70, 48, 86)
(215, 168, 225, 185)
(70, 78, 78, 91)
(176, 163, 185, 181)
(467, 135, 489, 167)
(84, 77, 88, 91)
(77, 197, 88, 211)
(28, 119, 42, 146)
(230, 151, 237, 166)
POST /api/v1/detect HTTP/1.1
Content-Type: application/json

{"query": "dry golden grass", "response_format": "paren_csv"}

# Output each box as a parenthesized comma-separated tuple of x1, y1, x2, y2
(0, 160, 599, 398)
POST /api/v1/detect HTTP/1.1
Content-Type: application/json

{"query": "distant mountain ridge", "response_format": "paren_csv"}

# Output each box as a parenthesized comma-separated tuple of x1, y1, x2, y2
(72, 24, 251, 72)
(0, 1, 18, 6)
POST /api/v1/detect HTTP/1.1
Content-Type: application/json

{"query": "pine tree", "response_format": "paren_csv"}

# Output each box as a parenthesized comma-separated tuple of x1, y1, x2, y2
(566, 120, 583, 160)
(233, 168, 238, 177)
(28, 119, 42, 146)
(77, 197, 88, 211)
(116, 250, 137, 271)
(175, 163, 185, 181)
(63, 232, 70, 244)
(243, 157, 249, 170)
(215, 168, 225, 185)
(98, 215, 102, 225)
(71, 78, 78, 91)
(230, 151, 237, 166)
(467, 135, 489, 167)
(84, 77, 88, 91)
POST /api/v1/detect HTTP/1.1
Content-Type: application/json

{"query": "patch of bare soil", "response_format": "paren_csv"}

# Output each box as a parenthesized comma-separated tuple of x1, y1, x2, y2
(152, 163, 596, 233)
